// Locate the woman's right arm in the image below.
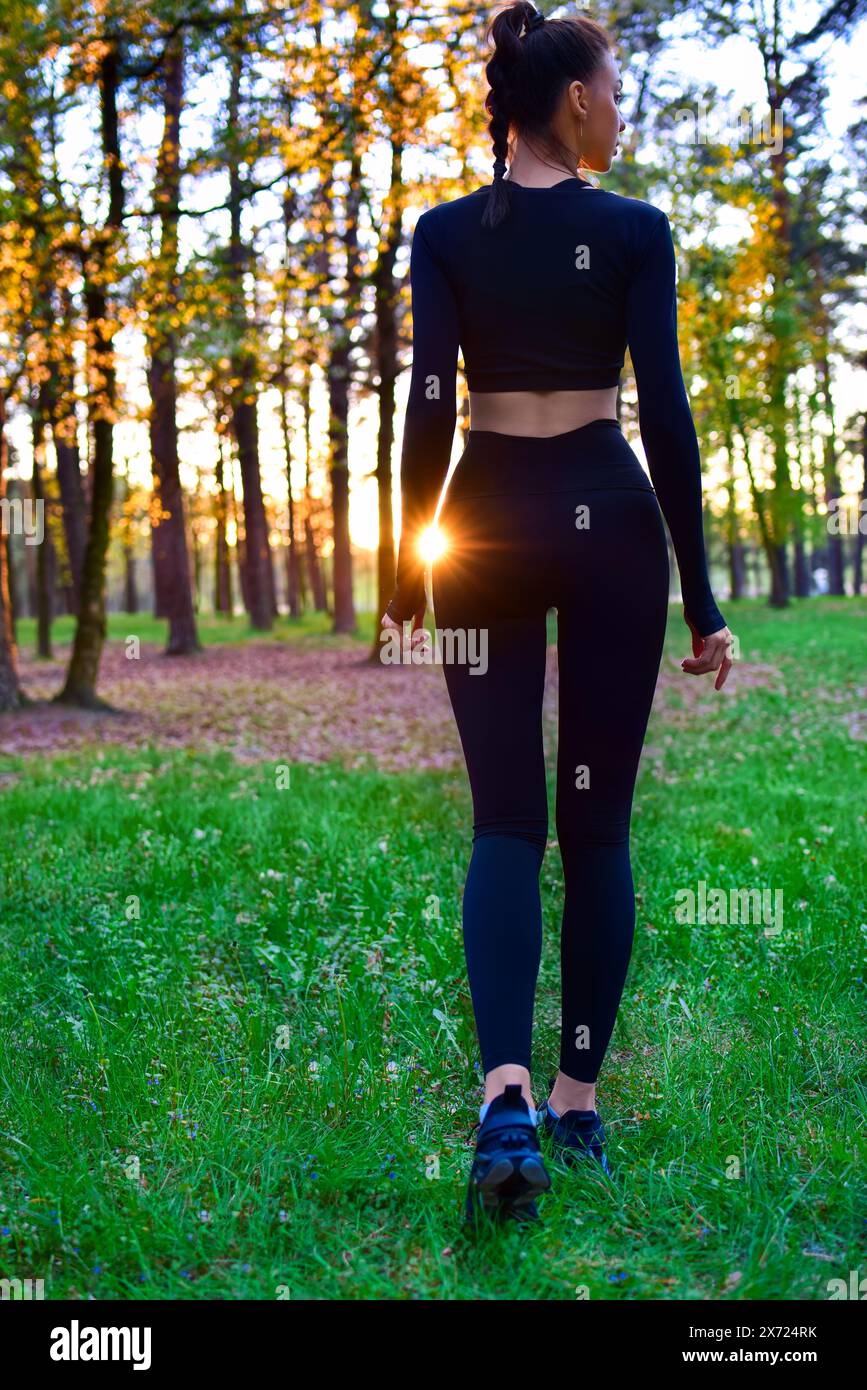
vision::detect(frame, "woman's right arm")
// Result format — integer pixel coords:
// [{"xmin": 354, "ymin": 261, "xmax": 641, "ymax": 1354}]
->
[
  {"xmin": 384, "ymin": 210, "xmax": 460, "ymax": 625},
  {"xmin": 625, "ymin": 210, "xmax": 727, "ymax": 640}
]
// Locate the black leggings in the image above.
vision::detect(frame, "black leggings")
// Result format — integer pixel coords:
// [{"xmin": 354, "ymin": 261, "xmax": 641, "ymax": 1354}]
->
[{"xmin": 431, "ymin": 418, "xmax": 670, "ymax": 1084}]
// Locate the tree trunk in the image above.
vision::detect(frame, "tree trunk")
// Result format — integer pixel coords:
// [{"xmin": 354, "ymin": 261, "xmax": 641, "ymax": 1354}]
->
[
  {"xmin": 124, "ymin": 543, "xmax": 138, "ymax": 614},
  {"xmin": 765, "ymin": 60, "xmax": 795, "ymax": 612},
  {"xmin": 278, "ymin": 178, "xmax": 302, "ymax": 620},
  {"xmin": 369, "ymin": 140, "xmax": 405, "ymax": 659},
  {"xmin": 793, "ymin": 535, "xmax": 810, "ymax": 597},
  {"xmin": 55, "ymin": 437, "xmax": 86, "ymax": 608},
  {"xmin": 280, "ymin": 391, "xmax": 301, "ymax": 618},
  {"xmin": 854, "ymin": 412, "xmax": 866, "ymax": 596},
  {"xmin": 58, "ymin": 291, "xmax": 115, "ymax": 707},
  {"xmin": 732, "ymin": 416, "xmax": 785, "ymax": 607},
  {"xmin": 6, "ymin": 530, "xmax": 18, "ymax": 630},
  {"xmin": 818, "ymin": 352, "xmax": 845, "ymax": 595},
  {"xmin": 147, "ymin": 31, "xmax": 200, "ymax": 655},
  {"xmin": 31, "ymin": 389, "xmax": 53, "ymax": 658},
  {"xmin": 226, "ymin": 38, "xmax": 272, "ymax": 630},
  {"xmin": 327, "ymin": 153, "xmax": 364, "ymax": 635},
  {"xmin": 722, "ymin": 427, "xmax": 745, "ymax": 600},
  {"xmin": 0, "ymin": 389, "xmax": 23, "ymax": 710},
  {"xmin": 48, "ymin": 297, "xmax": 87, "ymax": 611},
  {"xmin": 301, "ymin": 375, "xmax": 325, "ymax": 611},
  {"xmin": 231, "ymin": 387, "xmax": 272, "ymax": 628},
  {"xmin": 231, "ymin": 462, "xmax": 249, "ymax": 615},
  {"xmin": 215, "ymin": 435, "xmax": 233, "ymax": 615},
  {"xmin": 57, "ymin": 45, "xmax": 124, "ymax": 708}
]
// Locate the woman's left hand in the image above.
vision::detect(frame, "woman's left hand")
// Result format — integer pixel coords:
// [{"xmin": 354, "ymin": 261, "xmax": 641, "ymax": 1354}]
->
[{"xmin": 681, "ymin": 609, "xmax": 733, "ymax": 691}]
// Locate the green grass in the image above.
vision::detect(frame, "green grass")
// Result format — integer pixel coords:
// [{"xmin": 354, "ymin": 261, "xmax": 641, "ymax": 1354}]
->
[
  {"xmin": 0, "ymin": 598, "xmax": 864, "ymax": 1299},
  {"xmin": 13, "ymin": 607, "xmax": 364, "ymax": 651}
]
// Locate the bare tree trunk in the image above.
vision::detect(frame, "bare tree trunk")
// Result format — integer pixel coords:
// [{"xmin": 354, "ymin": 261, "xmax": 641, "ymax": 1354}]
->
[
  {"xmin": 191, "ymin": 520, "xmax": 201, "ymax": 612},
  {"xmin": 6, "ymin": 530, "xmax": 19, "ymax": 628},
  {"xmin": 231, "ymin": 461, "xmax": 249, "ymax": 616},
  {"xmin": 280, "ymin": 391, "xmax": 301, "ymax": 618},
  {"xmin": 232, "ymin": 385, "xmax": 271, "ymax": 626},
  {"xmin": 818, "ymin": 352, "xmax": 845, "ymax": 595},
  {"xmin": 48, "ymin": 291, "xmax": 87, "ymax": 611},
  {"xmin": 278, "ymin": 179, "xmax": 302, "ymax": 619},
  {"xmin": 121, "ymin": 470, "xmax": 138, "ymax": 614},
  {"xmin": 124, "ymin": 545, "xmax": 138, "ymax": 614},
  {"xmin": 147, "ymin": 31, "xmax": 200, "ymax": 655},
  {"xmin": 765, "ymin": 54, "xmax": 795, "ymax": 612},
  {"xmin": 226, "ymin": 33, "xmax": 272, "ymax": 630},
  {"xmin": 31, "ymin": 388, "xmax": 53, "ymax": 658},
  {"xmin": 301, "ymin": 375, "xmax": 325, "ymax": 611},
  {"xmin": 724, "ymin": 429, "xmax": 746, "ymax": 600},
  {"xmin": 0, "ymin": 389, "xmax": 23, "ymax": 710},
  {"xmin": 369, "ymin": 140, "xmax": 405, "ymax": 660},
  {"xmin": 793, "ymin": 534, "xmax": 810, "ymax": 597},
  {"xmin": 722, "ymin": 381, "xmax": 785, "ymax": 609},
  {"xmin": 55, "ymin": 438, "xmax": 86, "ymax": 608},
  {"xmin": 304, "ymin": 515, "xmax": 323, "ymax": 611},
  {"xmin": 58, "ymin": 283, "xmax": 116, "ymax": 706},
  {"xmin": 57, "ymin": 45, "xmax": 124, "ymax": 708},
  {"xmin": 327, "ymin": 152, "xmax": 364, "ymax": 635},
  {"xmin": 854, "ymin": 412, "xmax": 867, "ymax": 596},
  {"xmin": 215, "ymin": 434, "xmax": 233, "ymax": 616}
]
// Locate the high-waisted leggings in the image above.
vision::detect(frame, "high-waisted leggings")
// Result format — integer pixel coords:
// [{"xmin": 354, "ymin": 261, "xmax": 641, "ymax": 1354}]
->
[{"xmin": 430, "ymin": 418, "xmax": 670, "ymax": 1084}]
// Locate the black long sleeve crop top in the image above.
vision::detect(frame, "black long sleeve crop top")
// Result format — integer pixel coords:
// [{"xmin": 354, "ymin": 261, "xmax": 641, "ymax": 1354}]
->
[{"xmin": 386, "ymin": 175, "xmax": 727, "ymax": 639}]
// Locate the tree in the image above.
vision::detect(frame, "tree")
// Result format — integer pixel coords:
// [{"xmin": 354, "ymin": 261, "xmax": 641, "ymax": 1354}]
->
[
  {"xmin": 56, "ymin": 17, "xmax": 129, "ymax": 707},
  {"xmin": 145, "ymin": 26, "xmax": 200, "ymax": 653}
]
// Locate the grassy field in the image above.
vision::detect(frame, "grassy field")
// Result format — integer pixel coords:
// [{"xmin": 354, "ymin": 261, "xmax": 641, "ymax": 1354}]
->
[
  {"xmin": 0, "ymin": 597, "xmax": 864, "ymax": 1299},
  {"xmin": 13, "ymin": 607, "xmax": 354, "ymax": 650}
]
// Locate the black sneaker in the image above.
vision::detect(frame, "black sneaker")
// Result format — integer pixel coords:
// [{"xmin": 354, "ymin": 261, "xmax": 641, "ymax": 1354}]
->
[
  {"xmin": 464, "ymin": 1083, "xmax": 551, "ymax": 1224},
  {"xmin": 538, "ymin": 1082, "xmax": 613, "ymax": 1176}
]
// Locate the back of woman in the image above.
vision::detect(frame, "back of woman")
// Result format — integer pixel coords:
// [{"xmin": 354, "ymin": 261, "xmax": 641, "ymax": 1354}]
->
[{"xmin": 381, "ymin": 0, "xmax": 732, "ymax": 1226}]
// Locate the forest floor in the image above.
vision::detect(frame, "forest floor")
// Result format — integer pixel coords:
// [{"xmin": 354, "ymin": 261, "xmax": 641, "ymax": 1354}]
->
[
  {"xmin": 0, "ymin": 597, "xmax": 864, "ymax": 1299},
  {"xmin": 5, "ymin": 604, "xmax": 793, "ymax": 768}
]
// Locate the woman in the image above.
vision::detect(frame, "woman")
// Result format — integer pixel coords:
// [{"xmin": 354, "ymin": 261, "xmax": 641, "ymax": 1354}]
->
[{"xmin": 381, "ymin": 2, "xmax": 732, "ymax": 1223}]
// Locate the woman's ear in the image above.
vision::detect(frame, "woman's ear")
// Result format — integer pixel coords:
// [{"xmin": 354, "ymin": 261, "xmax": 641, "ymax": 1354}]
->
[{"xmin": 566, "ymin": 79, "xmax": 587, "ymax": 120}]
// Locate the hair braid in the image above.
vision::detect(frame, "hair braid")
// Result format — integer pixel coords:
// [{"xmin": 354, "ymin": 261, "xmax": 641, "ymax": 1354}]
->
[
  {"xmin": 481, "ymin": 4, "xmax": 538, "ymax": 228},
  {"xmin": 480, "ymin": 3, "xmax": 612, "ymax": 230}
]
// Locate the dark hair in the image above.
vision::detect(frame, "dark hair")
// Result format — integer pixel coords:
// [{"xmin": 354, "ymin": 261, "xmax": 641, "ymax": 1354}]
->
[{"xmin": 481, "ymin": 3, "xmax": 614, "ymax": 230}]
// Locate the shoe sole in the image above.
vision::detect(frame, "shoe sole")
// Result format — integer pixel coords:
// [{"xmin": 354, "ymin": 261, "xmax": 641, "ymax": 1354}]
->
[{"xmin": 466, "ymin": 1150, "xmax": 552, "ymax": 1223}]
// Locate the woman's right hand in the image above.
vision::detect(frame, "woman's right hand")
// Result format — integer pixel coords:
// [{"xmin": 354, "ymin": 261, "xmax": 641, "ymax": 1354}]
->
[
  {"xmin": 681, "ymin": 608, "xmax": 733, "ymax": 690},
  {"xmin": 380, "ymin": 604, "xmax": 428, "ymax": 653}
]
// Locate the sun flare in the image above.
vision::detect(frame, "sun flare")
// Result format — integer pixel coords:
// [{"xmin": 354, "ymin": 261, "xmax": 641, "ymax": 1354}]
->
[{"xmin": 419, "ymin": 524, "xmax": 448, "ymax": 564}]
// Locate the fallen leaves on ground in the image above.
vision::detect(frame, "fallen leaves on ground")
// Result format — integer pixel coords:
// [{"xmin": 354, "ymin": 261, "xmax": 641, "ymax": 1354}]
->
[{"xmin": 2, "ymin": 637, "xmax": 779, "ymax": 769}]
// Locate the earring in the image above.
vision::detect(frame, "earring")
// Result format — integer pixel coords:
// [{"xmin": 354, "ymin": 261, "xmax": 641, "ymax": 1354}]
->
[{"xmin": 577, "ymin": 117, "xmax": 599, "ymax": 187}]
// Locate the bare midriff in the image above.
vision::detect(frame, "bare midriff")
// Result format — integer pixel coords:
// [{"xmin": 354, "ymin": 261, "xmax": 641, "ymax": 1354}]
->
[{"xmin": 468, "ymin": 387, "xmax": 619, "ymax": 436}]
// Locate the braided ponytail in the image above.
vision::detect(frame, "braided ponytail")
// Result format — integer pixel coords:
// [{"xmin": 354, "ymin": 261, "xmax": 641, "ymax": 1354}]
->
[
  {"xmin": 480, "ymin": 3, "xmax": 613, "ymax": 231},
  {"xmin": 482, "ymin": 3, "xmax": 538, "ymax": 230}
]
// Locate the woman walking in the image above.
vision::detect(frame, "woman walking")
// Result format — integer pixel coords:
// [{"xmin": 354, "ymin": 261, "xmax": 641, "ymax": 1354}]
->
[{"xmin": 381, "ymin": 2, "xmax": 732, "ymax": 1223}]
